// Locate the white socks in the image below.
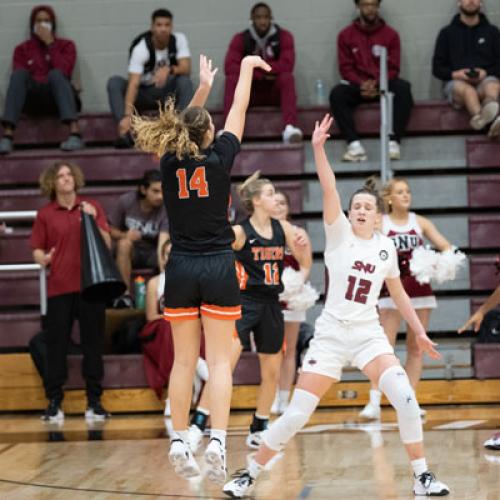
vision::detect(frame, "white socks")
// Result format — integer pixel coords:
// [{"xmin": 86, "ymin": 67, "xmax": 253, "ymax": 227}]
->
[
  {"xmin": 369, "ymin": 389, "xmax": 382, "ymax": 406},
  {"xmin": 210, "ymin": 429, "xmax": 227, "ymax": 448},
  {"xmin": 411, "ymin": 457, "xmax": 428, "ymax": 477}
]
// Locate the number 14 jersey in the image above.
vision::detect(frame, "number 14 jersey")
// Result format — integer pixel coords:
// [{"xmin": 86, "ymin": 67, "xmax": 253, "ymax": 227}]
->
[{"xmin": 324, "ymin": 213, "xmax": 400, "ymax": 322}]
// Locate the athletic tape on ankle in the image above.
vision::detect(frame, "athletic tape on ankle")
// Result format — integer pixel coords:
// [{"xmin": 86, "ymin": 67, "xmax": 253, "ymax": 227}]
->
[
  {"xmin": 378, "ymin": 365, "xmax": 423, "ymax": 444},
  {"xmin": 263, "ymin": 389, "xmax": 319, "ymax": 451}
]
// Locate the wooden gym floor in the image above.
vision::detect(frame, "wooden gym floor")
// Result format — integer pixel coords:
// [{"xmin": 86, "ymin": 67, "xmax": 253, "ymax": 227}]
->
[{"xmin": 0, "ymin": 405, "xmax": 499, "ymax": 499}]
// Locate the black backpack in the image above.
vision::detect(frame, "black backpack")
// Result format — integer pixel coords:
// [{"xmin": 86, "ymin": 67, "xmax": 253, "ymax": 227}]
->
[
  {"xmin": 129, "ymin": 31, "xmax": 178, "ymax": 74},
  {"xmin": 477, "ymin": 310, "xmax": 500, "ymax": 343}
]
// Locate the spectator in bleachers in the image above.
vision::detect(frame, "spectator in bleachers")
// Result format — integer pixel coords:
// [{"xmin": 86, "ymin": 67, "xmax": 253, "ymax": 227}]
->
[
  {"xmin": 224, "ymin": 2, "xmax": 303, "ymax": 143},
  {"xmin": 329, "ymin": 0, "xmax": 413, "ymax": 162},
  {"xmin": 108, "ymin": 170, "xmax": 169, "ymax": 308},
  {"xmin": 432, "ymin": 0, "xmax": 500, "ymax": 137},
  {"xmin": 107, "ymin": 8, "xmax": 194, "ymax": 149},
  {"xmin": 31, "ymin": 161, "xmax": 111, "ymax": 422},
  {"xmin": 0, "ymin": 5, "xmax": 84, "ymax": 155}
]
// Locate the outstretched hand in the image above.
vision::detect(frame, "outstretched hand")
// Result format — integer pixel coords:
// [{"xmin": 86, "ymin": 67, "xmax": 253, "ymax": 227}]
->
[
  {"xmin": 199, "ymin": 54, "xmax": 218, "ymax": 88},
  {"xmin": 458, "ymin": 311, "xmax": 483, "ymax": 334},
  {"xmin": 416, "ymin": 334, "xmax": 441, "ymax": 360},
  {"xmin": 312, "ymin": 114, "xmax": 334, "ymax": 148},
  {"xmin": 242, "ymin": 55, "xmax": 272, "ymax": 73}
]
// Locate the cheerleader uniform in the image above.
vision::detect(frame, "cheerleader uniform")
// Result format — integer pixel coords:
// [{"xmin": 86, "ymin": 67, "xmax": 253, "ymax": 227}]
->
[{"xmin": 378, "ymin": 212, "xmax": 437, "ymax": 310}]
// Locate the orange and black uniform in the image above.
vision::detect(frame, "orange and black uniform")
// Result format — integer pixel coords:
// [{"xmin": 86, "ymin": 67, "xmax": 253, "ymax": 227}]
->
[
  {"xmin": 160, "ymin": 131, "xmax": 242, "ymax": 321},
  {"xmin": 235, "ymin": 218, "xmax": 285, "ymax": 353}
]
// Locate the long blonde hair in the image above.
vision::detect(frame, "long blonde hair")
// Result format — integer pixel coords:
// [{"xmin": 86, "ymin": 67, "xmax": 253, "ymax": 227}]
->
[
  {"xmin": 237, "ymin": 171, "xmax": 273, "ymax": 214},
  {"xmin": 381, "ymin": 177, "xmax": 410, "ymax": 213},
  {"xmin": 131, "ymin": 98, "xmax": 211, "ymax": 160}
]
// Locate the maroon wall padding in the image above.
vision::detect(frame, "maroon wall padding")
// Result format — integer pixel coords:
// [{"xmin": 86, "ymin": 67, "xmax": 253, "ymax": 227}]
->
[
  {"xmin": 474, "ymin": 344, "xmax": 500, "ymax": 379},
  {"xmin": 0, "ymin": 311, "xmax": 41, "ymax": 348},
  {"xmin": 470, "ymin": 256, "xmax": 500, "ymax": 291},
  {"xmin": 466, "ymin": 138, "xmax": 500, "ymax": 168},
  {"xmin": 0, "ymin": 271, "xmax": 41, "ymax": 306},
  {"xmin": 60, "ymin": 351, "xmax": 261, "ymax": 389},
  {"xmin": 467, "ymin": 175, "xmax": 500, "ymax": 208},
  {"xmin": 469, "ymin": 216, "xmax": 500, "ymax": 249},
  {"xmin": 1, "ymin": 101, "xmax": 475, "ymax": 146},
  {"xmin": 0, "ymin": 231, "xmax": 32, "ymax": 263}
]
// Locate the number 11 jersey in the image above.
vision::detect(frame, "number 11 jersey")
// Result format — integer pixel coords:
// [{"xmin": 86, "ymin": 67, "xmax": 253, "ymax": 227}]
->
[
  {"xmin": 160, "ymin": 131, "xmax": 240, "ymax": 253},
  {"xmin": 324, "ymin": 213, "xmax": 400, "ymax": 322}
]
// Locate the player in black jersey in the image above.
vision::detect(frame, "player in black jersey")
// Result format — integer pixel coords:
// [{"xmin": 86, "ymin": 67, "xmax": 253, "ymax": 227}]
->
[
  {"xmin": 232, "ymin": 172, "xmax": 312, "ymax": 450},
  {"xmin": 132, "ymin": 54, "xmax": 272, "ymax": 483}
]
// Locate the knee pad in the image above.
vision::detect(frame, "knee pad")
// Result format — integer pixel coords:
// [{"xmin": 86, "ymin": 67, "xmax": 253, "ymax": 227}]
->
[
  {"xmin": 263, "ymin": 389, "xmax": 319, "ymax": 451},
  {"xmin": 378, "ymin": 365, "xmax": 423, "ymax": 444}
]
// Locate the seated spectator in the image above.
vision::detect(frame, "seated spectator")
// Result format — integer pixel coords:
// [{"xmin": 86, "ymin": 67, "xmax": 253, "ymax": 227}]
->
[
  {"xmin": 224, "ymin": 2, "xmax": 303, "ymax": 143},
  {"xmin": 432, "ymin": 0, "xmax": 500, "ymax": 137},
  {"xmin": 107, "ymin": 8, "xmax": 194, "ymax": 148},
  {"xmin": 31, "ymin": 161, "xmax": 111, "ymax": 422},
  {"xmin": 108, "ymin": 170, "xmax": 169, "ymax": 308},
  {"xmin": 0, "ymin": 5, "xmax": 84, "ymax": 154},
  {"xmin": 329, "ymin": 0, "xmax": 413, "ymax": 162}
]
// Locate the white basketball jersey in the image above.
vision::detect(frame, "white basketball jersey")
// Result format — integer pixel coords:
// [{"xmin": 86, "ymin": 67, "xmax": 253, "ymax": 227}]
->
[
  {"xmin": 323, "ymin": 213, "xmax": 400, "ymax": 322},
  {"xmin": 382, "ymin": 212, "xmax": 424, "ymax": 252}
]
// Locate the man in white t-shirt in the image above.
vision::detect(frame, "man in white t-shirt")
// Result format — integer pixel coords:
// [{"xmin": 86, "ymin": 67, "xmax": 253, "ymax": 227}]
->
[{"xmin": 107, "ymin": 8, "xmax": 193, "ymax": 148}]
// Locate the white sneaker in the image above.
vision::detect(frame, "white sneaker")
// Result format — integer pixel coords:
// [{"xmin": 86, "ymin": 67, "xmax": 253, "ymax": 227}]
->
[
  {"xmin": 169, "ymin": 439, "xmax": 201, "ymax": 479},
  {"xmin": 342, "ymin": 141, "xmax": 367, "ymax": 162},
  {"xmin": 277, "ymin": 399, "xmax": 289, "ymax": 415},
  {"xmin": 282, "ymin": 124, "xmax": 303, "ymax": 144},
  {"xmin": 470, "ymin": 100, "xmax": 499, "ymax": 130},
  {"xmin": 389, "ymin": 140, "xmax": 401, "ymax": 160},
  {"xmin": 223, "ymin": 469, "xmax": 255, "ymax": 498},
  {"xmin": 488, "ymin": 116, "xmax": 500, "ymax": 137},
  {"xmin": 419, "ymin": 406, "xmax": 427, "ymax": 419},
  {"xmin": 484, "ymin": 432, "xmax": 500, "ymax": 450},
  {"xmin": 359, "ymin": 402, "xmax": 381, "ymax": 420},
  {"xmin": 246, "ymin": 431, "xmax": 265, "ymax": 449},
  {"xmin": 187, "ymin": 424, "xmax": 204, "ymax": 454},
  {"xmin": 204, "ymin": 437, "xmax": 227, "ymax": 484},
  {"xmin": 413, "ymin": 471, "xmax": 450, "ymax": 496}
]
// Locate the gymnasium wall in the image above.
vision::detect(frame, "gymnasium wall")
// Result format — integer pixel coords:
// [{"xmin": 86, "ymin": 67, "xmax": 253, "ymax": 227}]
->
[{"xmin": 0, "ymin": 0, "xmax": 499, "ymax": 113}]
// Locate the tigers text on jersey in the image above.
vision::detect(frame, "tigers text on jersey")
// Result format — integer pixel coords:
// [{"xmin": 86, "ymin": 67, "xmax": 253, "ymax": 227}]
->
[
  {"xmin": 235, "ymin": 218, "xmax": 285, "ymax": 301},
  {"xmin": 160, "ymin": 132, "xmax": 240, "ymax": 253},
  {"xmin": 324, "ymin": 213, "xmax": 400, "ymax": 322}
]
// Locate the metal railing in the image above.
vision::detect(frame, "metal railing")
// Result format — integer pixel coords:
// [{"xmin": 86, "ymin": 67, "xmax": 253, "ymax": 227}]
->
[
  {"xmin": 0, "ymin": 210, "xmax": 47, "ymax": 315},
  {"xmin": 372, "ymin": 45, "xmax": 394, "ymax": 184}
]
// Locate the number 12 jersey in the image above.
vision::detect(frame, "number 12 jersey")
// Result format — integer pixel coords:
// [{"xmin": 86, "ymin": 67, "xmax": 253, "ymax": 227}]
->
[{"xmin": 324, "ymin": 213, "xmax": 400, "ymax": 322}]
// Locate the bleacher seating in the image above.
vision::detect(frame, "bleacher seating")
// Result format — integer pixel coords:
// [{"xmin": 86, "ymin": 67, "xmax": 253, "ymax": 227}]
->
[{"xmin": 1, "ymin": 101, "xmax": 499, "ymax": 411}]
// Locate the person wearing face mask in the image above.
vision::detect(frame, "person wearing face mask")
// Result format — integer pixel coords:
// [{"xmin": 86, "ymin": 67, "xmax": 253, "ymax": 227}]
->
[
  {"xmin": 224, "ymin": 2, "xmax": 303, "ymax": 144},
  {"xmin": 432, "ymin": 0, "xmax": 500, "ymax": 137},
  {"xmin": 107, "ymin": 8, "xmax": 194, "ymax": 149},
  {"xmin": 0, "ymin": 5, "xmax": 84, "ymax": 154},
  {"xmin": 359, "ymin": 177, "xmax": 452, "ymax": 421},
  {"xmin": 329, "ymin": 0, "xmax": 413, "ymax": 162}
]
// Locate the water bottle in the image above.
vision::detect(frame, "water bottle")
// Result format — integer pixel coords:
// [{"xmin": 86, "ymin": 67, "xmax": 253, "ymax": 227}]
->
[
  {"xmin": 315, "ymin": 79, "xmax": 327, "ymax": 106},
  {"xmin": 134, "ymin": 275, "xmax": 146, "ymax": 310}
]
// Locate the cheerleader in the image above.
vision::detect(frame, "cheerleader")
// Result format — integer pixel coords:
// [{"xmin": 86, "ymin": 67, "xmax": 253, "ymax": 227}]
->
[
  {"xmin": 360, "ymin": 177, "xmax": 452, "ymax": 420},
  {"xmin": 271, "ymin": 190, "xmax": 313, "ymax": 414}
]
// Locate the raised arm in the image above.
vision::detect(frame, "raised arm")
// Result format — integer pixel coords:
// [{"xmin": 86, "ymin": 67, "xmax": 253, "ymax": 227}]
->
[
  {"xmin": 187, "ymin": 54, "xmax": 218, "ymax": 108},
  {"xmin": 311, "ymin": 114, "xmax": 341, "ymax": 225},
  {"xmin": 281, "ymin": 221, "xmax": 312, "ymax": 280},
  {"xmin": 224, "ymin": 55, "xmax": 272, "ymax": 141}
]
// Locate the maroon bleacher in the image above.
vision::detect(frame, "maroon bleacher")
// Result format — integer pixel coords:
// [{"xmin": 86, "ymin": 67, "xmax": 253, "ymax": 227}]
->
[
  {"xmin": 466, "ymin": 138, "xmax": 500, "ymax": 169},
  {"xmin": 469, "ymin": 216, "xmax": 500, "ymax": 249},
  {"xmin": 3, "ymin": 101, "xmax": 474, "ymax": 146},
  {"xmin": 0, "ymin": 143, "xmax": 304, "ymax": 186},
  {"xmin": 0, "ymin": 311, "xmax": 41, "ymax": 348},
  {"xmin": 467, "ymin": 175, "xmax": 500, "ymax": 208},
  {"xmin": 0, "ymin": 270, "xmax": 41, "ymax": 306},
  {"xmin": 470, "ymin": 256, "xmax": 499, "ymax": 291}
]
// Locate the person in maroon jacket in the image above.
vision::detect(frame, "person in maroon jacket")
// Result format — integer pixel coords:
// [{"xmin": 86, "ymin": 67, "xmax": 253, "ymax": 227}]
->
[
  {"xmin": 224, "ymin": 2, "xmax": 303, "ymax": 143},
  {"xmin": 329, "ymin": 0, "xmax": 413, "ymax": 162},
  {"xmin": 0, "ymin": 5, "xmax": 83, "ymax": 154},
  {"xmin": 31, "ymin": 161, "xmax": 111, "ymax": 423}
]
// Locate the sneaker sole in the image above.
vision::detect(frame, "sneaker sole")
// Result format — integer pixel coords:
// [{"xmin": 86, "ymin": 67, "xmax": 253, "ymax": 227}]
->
[
  {"xmin": 342, "ymin": 154, "xmax": 367, "ymax": 162},
  {"xmin": 488, "ymin": 119, "xmax": 500, "ymax": 137},
  {"xmin": 413, "ymin": 488, "xmax": 450, "ymax": 496},
  {"xmin": 169, "ymin": 451, "xmax": 200, "ymax": 479},
  {"xmin": 204, "ymin": 448, "xmax": 226, "ymax": 483}
]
